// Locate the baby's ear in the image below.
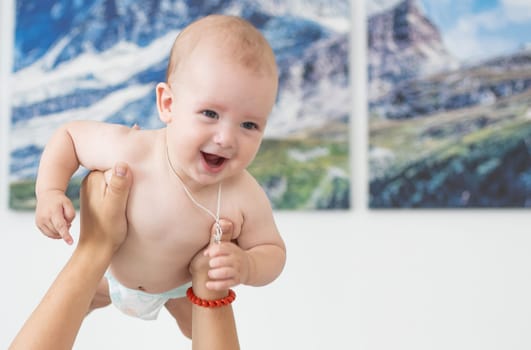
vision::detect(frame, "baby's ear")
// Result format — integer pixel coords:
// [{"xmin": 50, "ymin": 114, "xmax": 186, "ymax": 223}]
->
[{"xmin": 156, "ymin": 82, "xmax": 174, "ymax": 123}]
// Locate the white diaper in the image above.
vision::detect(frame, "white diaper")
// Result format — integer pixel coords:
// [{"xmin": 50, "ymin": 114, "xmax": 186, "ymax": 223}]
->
[{"xmin": 105, "ymin": 271, "xmax": 191, "ymax": 320}]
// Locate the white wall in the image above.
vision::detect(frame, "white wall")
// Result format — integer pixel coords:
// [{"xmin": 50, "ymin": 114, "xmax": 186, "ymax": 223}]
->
[{"xmin": 2, "ymin": 1, "xmax": 531, "ymax": 349}]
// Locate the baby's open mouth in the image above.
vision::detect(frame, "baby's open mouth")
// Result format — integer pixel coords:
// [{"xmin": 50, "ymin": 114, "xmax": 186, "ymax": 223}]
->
[{"xmin": 201, "ymin": 152, "xmax": 226, "ymax": 168}]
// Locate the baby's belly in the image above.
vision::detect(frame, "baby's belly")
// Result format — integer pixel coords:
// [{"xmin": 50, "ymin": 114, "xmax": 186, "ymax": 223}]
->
[
  {"xmin": 109, "ymin": 179, "xmax": 244, "ymax": 294},
  {"xmin": 109, "ymin": 220, "xmax": 212, "ymax": 293}
]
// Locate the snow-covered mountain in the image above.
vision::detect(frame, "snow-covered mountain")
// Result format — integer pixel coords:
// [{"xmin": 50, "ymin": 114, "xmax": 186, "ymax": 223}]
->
[
  {"xmin": 15, "ymin": 0, "xmax": 348, "ymax": 71},
  {"xmin": 10, "ymin": 0, "xmax": 349, "ymax": 181},
  {"xmin": 368, "ymin": 0, "xmax": 531, "ymax": 120},
  {"xmin": 366, "ymin": 0, "xmax": 403, "ymax": 16},
  {"xmin": 367, "ymin": 0, "xmax": 459, "ymax": 102}
]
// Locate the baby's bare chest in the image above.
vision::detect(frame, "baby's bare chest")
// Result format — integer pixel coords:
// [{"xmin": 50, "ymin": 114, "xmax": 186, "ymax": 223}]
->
[{"xmin": 125, "ymin": 178, "xmax": 242, "ymax": 250}]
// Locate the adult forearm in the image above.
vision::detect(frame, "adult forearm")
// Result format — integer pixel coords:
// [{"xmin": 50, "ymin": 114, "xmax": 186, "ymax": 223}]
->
[
  {"xmin": 191, "ymin": 268, "xmax": 240, "ymax": 350},
  {"xmin": 192, "ymin": 303, "xmax": 239, "ymax": 350},
  {"xmin": 9, "ymin": 245, "xmax": 112, "ymax": 350},
  {"xmin": 245, "ymin": 244, "xmax": 286, "ymax": 287}
]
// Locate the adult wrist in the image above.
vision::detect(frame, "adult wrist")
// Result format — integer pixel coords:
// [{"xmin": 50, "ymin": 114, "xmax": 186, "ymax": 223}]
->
[
  {"xmin": 70, "ymin": 245, "xmax": 112, "ymax": 282},
  {"xmin": 187, "ymin": 287, "xmax": 236, "ymax": 308},
  {"xmin": 191, "ymin": 276, "xmax": 226, "ymax": 299},
  {"xmin": 75, "ymin": 241, "xmax": 114, "ymax": 265}
]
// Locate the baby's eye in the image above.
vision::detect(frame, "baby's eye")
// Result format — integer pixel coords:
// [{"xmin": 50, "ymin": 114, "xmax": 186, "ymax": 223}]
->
[
  {"xmin": 202, "ymin": 110, "xmax": 219, "ymax": 119},
  {"xmin": 241, "ymin": 121, "xmax": 259, "ymax": 130}
]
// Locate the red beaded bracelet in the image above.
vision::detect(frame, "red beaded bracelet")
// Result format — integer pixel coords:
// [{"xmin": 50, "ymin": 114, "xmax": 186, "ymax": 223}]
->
[{"xmin": 186, "ymin": 287, "xmax": 236, "ymax": 308}]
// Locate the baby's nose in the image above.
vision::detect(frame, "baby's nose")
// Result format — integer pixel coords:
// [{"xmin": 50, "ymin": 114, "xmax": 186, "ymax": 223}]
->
[{"xmin": 213, "ymin": 125, "xmax": 236, "ymax": 149}]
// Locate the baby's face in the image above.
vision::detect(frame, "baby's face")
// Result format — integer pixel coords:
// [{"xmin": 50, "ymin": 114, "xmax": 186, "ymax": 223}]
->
[{"xmin": 164, "ymin": 44, "xmax": 278, "ymax": 186}]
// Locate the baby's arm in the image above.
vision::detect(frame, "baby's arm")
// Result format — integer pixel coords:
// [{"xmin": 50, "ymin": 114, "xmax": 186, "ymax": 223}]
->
[
  {"xmin": 35, "ymin": 122, "xmax": 83, "ymax": 243},
  {"xmin": 35, "ymin": 120, "xmax": 134, "ymax": 244},
  {"xmin": 235, "ymin": 185, "xmax": 286, "ymax": 287}
]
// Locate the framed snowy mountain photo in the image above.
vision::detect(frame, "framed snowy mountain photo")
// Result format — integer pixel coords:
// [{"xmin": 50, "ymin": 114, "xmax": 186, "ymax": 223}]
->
[
  {"xmin": 9, "ymin": 0, "xmax": 350, "ymax": 210},
  {"xmin": 368, "ymin": 0, "xmax": 531, "ymax": 208}
]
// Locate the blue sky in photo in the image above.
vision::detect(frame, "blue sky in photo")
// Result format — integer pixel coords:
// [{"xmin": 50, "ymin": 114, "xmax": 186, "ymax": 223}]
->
[{"xmin": 419, "ymin": 0, "xmax": 531, "ymax": 62}]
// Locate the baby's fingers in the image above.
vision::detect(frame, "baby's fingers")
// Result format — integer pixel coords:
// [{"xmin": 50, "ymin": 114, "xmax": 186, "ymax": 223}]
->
[
  {"xmin": 205, "ymin": 278, "xmax": 238, "ymax": 291},
  {"xmin": 51, "ymin": 212, "xmax": 73, "ymax": 245},
  {"xmin": 208, "ymin": 266, "xmax": 239, "ymax": 281},
  {"xmin": 38, "ymin": 221, "xmax": 63, "ymax": 240}
]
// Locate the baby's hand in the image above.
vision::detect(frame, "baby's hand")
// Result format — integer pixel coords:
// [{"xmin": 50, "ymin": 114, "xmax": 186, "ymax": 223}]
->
[
  {"xmin": 203, "ymin": 228, "xmax": 250, "ymax": 291},
  {"xmin": 35, "ymin": 190, "xmax": 76, "ymax": 245}
]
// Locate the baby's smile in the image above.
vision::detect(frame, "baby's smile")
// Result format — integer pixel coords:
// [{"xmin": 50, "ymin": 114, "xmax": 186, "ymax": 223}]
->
[{"xmin": 201, "ymin": 151, "xmax": 227, "ymax": 170}]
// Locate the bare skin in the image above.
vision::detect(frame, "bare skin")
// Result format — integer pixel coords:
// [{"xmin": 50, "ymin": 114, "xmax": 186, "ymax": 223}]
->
[
  {"xmin": 189, "ymin": 219, "xmax": 240, "ymax": 350},
  {"xmin": 34, "ymin": 15, "xmax": 286, "ymax": 337},
  {"xmin": 10, "ymin": 165, "xmax": 240, "ymax": 349}
]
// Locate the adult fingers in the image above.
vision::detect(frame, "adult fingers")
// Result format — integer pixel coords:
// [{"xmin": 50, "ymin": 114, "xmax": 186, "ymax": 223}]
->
[
  {"xmin": 104, "ymin": 162, "xmax": 133, "ymax": 217},
  {"xmin": 204, "ymin": 219, "xmax": 233, "ymax": 257},
  {"xmin": 63, "ymin": 200, "xmax": 76, "ymax": 223},
  {"xmin": 210, "ymin": 218, "xmax": 233, "ymax": 244}
]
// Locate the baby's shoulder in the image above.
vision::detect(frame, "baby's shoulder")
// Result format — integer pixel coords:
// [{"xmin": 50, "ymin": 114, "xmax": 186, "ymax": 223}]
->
[
  {"xmin": 229, "ymin": 170, "xmax": 263, "ymax": 191},
  {"xmin": 120, "ymin": 128, "xmax": 163, "ymax": 162},
  {"xmin": 225, "ymin": 171, "xmax": 270, "ymax": 207}
]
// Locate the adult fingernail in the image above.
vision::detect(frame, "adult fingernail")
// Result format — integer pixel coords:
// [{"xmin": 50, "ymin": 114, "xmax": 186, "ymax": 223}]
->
[{"xmin": 115, "ymin": 163, "xmax": 127, "ymax": 177}]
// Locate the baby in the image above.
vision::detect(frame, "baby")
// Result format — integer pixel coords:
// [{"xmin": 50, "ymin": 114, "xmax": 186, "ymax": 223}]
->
[{"xmin": 35, "ymin": 14, "xmax": 286, "ymax": 338}]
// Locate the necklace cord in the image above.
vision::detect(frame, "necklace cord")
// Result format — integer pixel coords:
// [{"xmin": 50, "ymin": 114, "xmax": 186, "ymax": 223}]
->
[{"xmin": 166, "ymin": 144, "xmax": 223, "ymax": 243}]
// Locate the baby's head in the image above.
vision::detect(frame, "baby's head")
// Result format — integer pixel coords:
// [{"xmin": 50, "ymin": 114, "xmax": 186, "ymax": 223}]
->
[
  {"xmin": 166, "ymin": 14, "xmax": 277, "ymax": 89},
  {"xmin": 158, "ymin": 15, "xmax": 278, "ymax": 185}
]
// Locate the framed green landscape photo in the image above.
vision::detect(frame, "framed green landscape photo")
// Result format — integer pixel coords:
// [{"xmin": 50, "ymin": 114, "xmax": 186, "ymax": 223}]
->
[
  {"xmin": 368, "ymin": 0, "xmax": 531, "ymax": 208},
  {"xmin": 10, "ymin": 0, "xmax": 351, "ymax": 210}
]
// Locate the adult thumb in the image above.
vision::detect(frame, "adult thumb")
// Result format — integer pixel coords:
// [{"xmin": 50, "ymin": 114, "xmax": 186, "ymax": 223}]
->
[
  {"xmin": 106, "ymin": 162, "xmax": 133, "ymax": 211},
  {"xmin": 211, "ymin": 218, "xmax": 233, "ymax": 245}
]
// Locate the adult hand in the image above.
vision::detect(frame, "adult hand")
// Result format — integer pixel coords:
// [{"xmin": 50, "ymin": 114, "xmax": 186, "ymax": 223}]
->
[
  {"xmin": 189, "ymin": 219, "xmax": 240, "ymax": 350},
  {"xmin": 190, "ymin": 219, "xmax": 234, "ymax": 299},
  {"xmin": 78, "ymin": 162, "xmax": 133, "ymax": 253},
  {"xmin": 9, "ymin": 162, "xmax": 133, "ymax": 350}
]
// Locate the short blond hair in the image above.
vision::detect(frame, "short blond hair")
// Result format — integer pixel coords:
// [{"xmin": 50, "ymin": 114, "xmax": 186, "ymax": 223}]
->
[{"xmin": 165, "ymin": 14, "xmax": 277, "ymax": 84}]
